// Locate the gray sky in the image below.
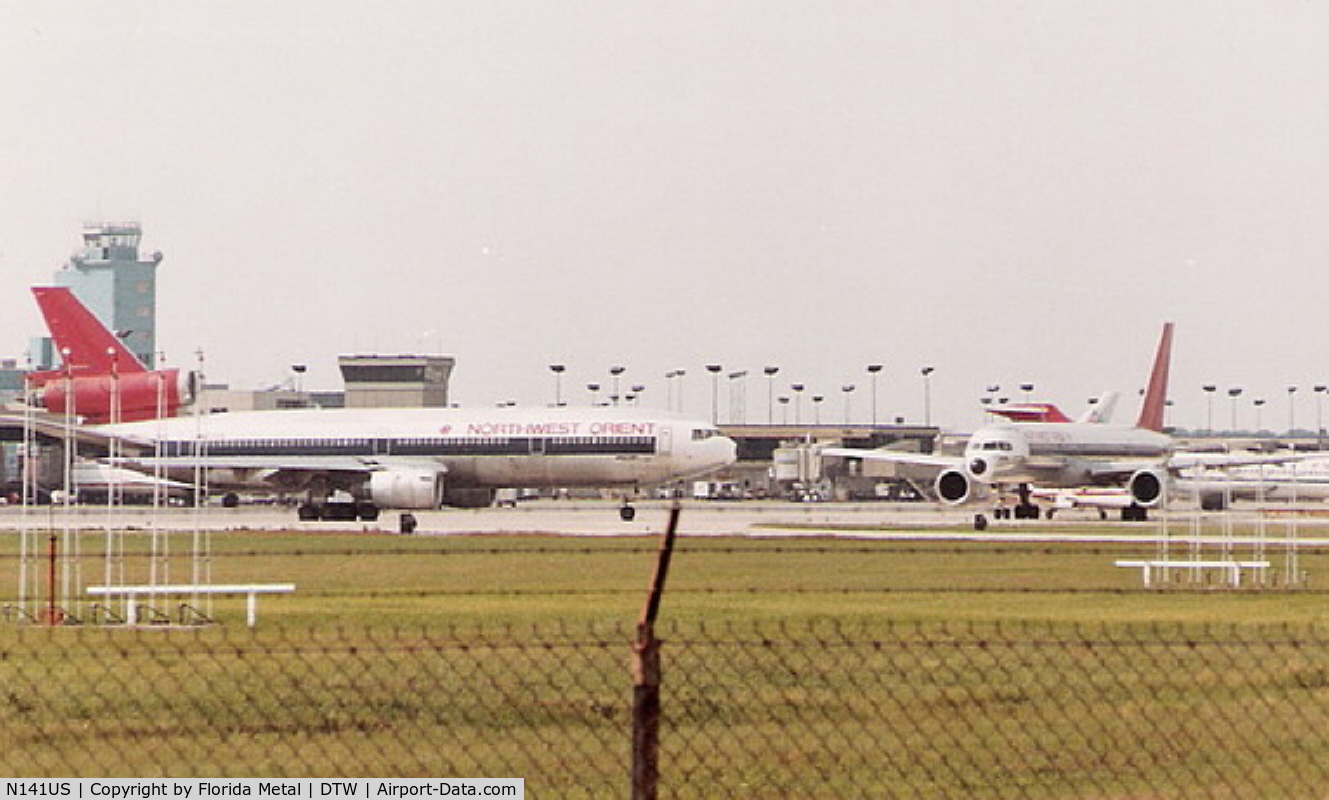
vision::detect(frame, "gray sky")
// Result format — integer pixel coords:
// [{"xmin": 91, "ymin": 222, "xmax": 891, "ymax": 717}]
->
[{"xmin": 2, "ymin": 2, "xmax": 1328, "ymax": 431}]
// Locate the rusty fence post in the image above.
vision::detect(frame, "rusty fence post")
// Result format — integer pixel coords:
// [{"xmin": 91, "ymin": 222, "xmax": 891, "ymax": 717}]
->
[{"xmin": 632, "ymin": 502, "xmax": 681, "ymax": 800}]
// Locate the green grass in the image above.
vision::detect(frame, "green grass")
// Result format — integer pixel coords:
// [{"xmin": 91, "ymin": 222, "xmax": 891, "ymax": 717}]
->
[{"xmin": 3, "ymin": 521, "xmax": 1329, "ymax": 793}]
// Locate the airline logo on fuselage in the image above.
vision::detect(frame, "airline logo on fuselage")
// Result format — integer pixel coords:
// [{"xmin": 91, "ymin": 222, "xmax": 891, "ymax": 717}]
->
[{"xmin": 446, "ymin": 421, "xmax": 658, "ymax": 437}]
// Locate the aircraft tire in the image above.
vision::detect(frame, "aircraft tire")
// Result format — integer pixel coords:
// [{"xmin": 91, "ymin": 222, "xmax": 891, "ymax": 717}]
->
[
  {"xmin": 620, "ymin": 505, "xmax": 636, "ymax": 522},
  {"xmin": 974, "ymin": 513, "xmax": 988, "ymax": 531},
  {"xmin": 222, "ymin": 492, "xmax": 240, "ymax": 508}
]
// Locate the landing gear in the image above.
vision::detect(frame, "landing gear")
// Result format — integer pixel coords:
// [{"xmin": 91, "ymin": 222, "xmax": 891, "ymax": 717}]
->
[
  {"xmin": 619, "ymin": 504, "xmax": 636, "ymax": 522},
  {"xmin": 1121, "ymin": 504, "xmax": 1149, "ymax": 522},
  {"xmin": 1012, "ymin": 484, "xmax": 1039, "ymax": 520},
  {"xmin": 399, "ymin": 513, "xmax": 418, "ymax": 534},
  {"xmin": 296, "ymin": 500, "xmax": 381, "ymax": 522},
  {"xmin": 974, "ymin": 513, "xmax": 989, "ymax": 531}
]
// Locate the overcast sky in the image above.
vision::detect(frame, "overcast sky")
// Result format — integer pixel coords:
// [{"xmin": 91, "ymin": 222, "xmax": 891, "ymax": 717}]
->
[{"xmin": 2, "ymin": 2, "xmax": 1328, "ymax": 431}]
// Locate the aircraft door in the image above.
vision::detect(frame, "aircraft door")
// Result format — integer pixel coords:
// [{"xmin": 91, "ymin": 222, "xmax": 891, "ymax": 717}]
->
[
  {"xmin": 658, "ymin": 425, "xmax": 672, "ymax": 454},
  {"xmin": 529, "ymin": 437, "xmax": 547, "ymax": 456}
]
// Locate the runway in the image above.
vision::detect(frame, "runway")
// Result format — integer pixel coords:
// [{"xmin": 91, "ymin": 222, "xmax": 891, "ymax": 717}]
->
[{"xmin": 4, "ymin": 499, "xmax": 1329, "ymax": 547}]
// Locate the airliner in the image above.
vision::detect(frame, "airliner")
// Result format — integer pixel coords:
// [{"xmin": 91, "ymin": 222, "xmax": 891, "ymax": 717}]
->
[
  {"xmin": 89, "ymin": 405, "xmax": 737, "ymax": 522},
  {"xmin": 826, "ymin": 323, "xmax": 1282, "ymax": 528}
]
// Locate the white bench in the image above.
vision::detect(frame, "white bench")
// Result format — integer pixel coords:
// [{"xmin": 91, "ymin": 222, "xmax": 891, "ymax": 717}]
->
[
  {"xmin": 1114, "ymin": 560, "xmax": 1270, "ymax": 588},
  {"xmin": 87, "ymin": 583, "xmax": 295, "ymax": 628}
]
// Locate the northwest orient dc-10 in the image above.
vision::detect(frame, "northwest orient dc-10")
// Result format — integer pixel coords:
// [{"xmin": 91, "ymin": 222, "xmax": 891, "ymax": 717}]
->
[
  {"xmin": 824, "ymin": 323, "xmax": 1293, "ymax": 529},
  {"xmin": 70, "ymin": 406, "xmax": 738, "ymax": 523}
]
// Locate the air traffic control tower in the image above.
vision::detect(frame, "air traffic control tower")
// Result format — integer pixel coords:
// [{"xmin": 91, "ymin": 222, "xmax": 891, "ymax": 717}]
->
[
  {"xmin": 338, "ymin": 354, "xmax": 455, "ymax": 408},
  {"xmin": 50, "ymin": 221, "xmax": 164, "ymax": 369}
]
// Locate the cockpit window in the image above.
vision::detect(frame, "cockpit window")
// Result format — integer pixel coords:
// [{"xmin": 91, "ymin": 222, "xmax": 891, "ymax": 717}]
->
[
  {"xmin": 692, "ymin": 428, "xmax": 721, "ymax": 441},
  {"xmin": 980, "ymin": 440, "xmax": 1013, "ymax": 451}
]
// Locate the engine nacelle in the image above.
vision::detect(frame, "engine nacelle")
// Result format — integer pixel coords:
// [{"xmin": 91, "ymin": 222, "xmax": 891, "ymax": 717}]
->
[
  {"xmin": 935, "ymin": 468, "xmax": 976, "ymax": 505},
  {"xmin": 368, "ymin": 468, "xmax": 444, "ymax": 510},
  {"xmin": 38, "ymin": 369, "xmax": 198, "ymax": 424},
  {"xmin": 1128, "ymin": 468, "xmax": 1168, "ymax": 508}
]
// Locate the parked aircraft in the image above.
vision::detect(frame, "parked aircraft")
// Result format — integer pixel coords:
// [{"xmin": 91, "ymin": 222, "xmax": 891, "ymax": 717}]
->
[
  {"xmin": 27, "ymin": 287, "xmax": 195, "ymax": 423},
  {"xmin": 89, "ymin": 405, "xmax": 736, "ymax": 522},
  {"xmin": 829, "ymin": 323, "xmax": 1303, "ymax": 528},
  {"xmin": 986, "ymin": 392, "xmax": 1119, "ymax": 425}
]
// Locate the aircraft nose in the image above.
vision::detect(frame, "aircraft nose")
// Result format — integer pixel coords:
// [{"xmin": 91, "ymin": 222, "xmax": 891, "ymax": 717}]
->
[{"xmin": 717, "ymin": 436, "xmax": 738, "ymax": 466}]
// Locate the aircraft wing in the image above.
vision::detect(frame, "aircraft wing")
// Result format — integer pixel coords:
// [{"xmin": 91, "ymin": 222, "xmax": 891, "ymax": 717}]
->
[
  {"xmin": 819, "ymin": 447, "xmax": 961, "ymax": 469},
  {"xmin": 1167, "ymin": 452, "xmax": 1316, "ymax": 470}
]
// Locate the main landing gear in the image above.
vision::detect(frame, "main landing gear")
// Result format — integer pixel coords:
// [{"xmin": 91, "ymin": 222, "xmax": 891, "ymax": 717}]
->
[{"xmin": 297, "ymin": 500, "xmax": 380, "ymax": 522}]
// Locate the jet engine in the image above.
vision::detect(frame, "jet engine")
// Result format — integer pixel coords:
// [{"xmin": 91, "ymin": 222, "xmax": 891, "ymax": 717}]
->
[
  {"xmin": 38, "ymin": 368, "xmax": 199, "ymax": 424},
  {"xmin": 368, "ymin": 468, "xmax": 445, "ymax": 510},
  {"xmin": 935, "ymin": 468, "xmax": 977, "ymax": 505},
  {"xmin": 1128, "ymin": 468, "xmax": 1168, "ymax": 508}
]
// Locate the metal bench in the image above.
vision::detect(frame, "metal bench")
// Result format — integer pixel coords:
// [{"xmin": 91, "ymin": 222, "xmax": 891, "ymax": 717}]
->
[
  {"xmin": 87, "ymin": 583, "xmax": 295, "ymax": 628},
  {"xmin": 1114, "ymin": 560, "xmax": 1270, "ymax": 588}
]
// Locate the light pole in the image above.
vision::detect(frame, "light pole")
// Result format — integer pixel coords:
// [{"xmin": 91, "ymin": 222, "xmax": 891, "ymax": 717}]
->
[
  {"xmin": 587, "ymin": 383, "xmax": 601, "ymax": 406},
  {"xmin": 791, "ymin": 384, "xmax": 805, "ymax": 425},
  {"xmin": 706, "ymin": 364, "xmax": 722, "ymax": 424},
  {"xmin": 1254, "ymin": 398, "xmax": 1266, "ymax": 433},
  {"xmin": 866, "ymin": 364, "xmax": 883, "ymax": 426},
  {"xmin": 1202, "ymin": 385, "xmax": 1216, "ymax": 435},
  {"xmin": 921, "ymin": 366, "xmax": 935, "ymax": 426},
  {"xmin": 549, "ymin": 364, "xmax": 566, "ymax": 407},
  {"xmin": 728, "ymin": 371, "xmax": 748, "ymax": 424},
  {"xmin": 1316, "ymin": 385, "xmax": 1327, "ymax": 445},
  {"xmin": 764, "ymin": 366, "xmax": 780, "ymax": 424},
  {"xmin": 777, "ymin": 396, "xmax": 790, "ymax": 425},
  {"xmin": 811, "ymin": 394, "xmax": 825, "ymax": 425},
  {"xmin": 665, "ymin": 370, "xmax": 685, "ymax": 412},
  {"xmin": 609, "ymin": 366, "xmax": 625, "ymax": 405},
  {"xmin": 1020, "ymin": 383, "xmax": 1034, "ymax": 403},
  {"xmin": 842, "ymin": 384, "xmax": 855, "ymax": 425},
  {"xmin": 1288, "ymin": 385, "xmax": 1298, "ymax": 434},
  {"xmin": 1228, "ymin": 387, "xmax": 1243, "ymax": 432}
]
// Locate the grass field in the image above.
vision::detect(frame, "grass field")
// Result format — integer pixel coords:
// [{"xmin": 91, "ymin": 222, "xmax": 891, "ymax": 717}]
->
[
  {"xmin": 6, "ymin": 519, "xmax": 1329, "ymax": 627},
  {"xmin": 3, "ymin": 515, "xmax": 1329, "ymax": 792}
]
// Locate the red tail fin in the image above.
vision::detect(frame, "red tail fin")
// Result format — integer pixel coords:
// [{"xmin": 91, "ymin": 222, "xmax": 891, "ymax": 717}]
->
[
  {"xmin": 33, "ymin": 287, "xmax": 146, "ymax": 374},
  {"xmin": 1135, "ymin": 323, "xmax": 1174, "ymax": 432}
]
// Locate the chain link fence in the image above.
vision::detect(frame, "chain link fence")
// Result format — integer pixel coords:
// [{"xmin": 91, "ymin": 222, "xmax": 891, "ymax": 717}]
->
[{"xmin": 3, "ymin": 620, "xmax": 1329, "ymax": 796}]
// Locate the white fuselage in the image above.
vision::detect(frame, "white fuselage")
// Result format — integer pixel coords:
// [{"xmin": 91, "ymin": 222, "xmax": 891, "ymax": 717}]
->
[
  {"xmin": 965, "ymin": 422, "xmax": 1172, "ymax": 488},
  {"xmin": 98, "ymin": 405, "xmax": 737, "ymax": 492}
]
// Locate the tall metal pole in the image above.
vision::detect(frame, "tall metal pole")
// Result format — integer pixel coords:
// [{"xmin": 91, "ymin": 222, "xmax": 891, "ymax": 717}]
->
[
  {"xmin": 867, "ymin": 364, "xmax": 883, "ymax": 426},
  {"xmin": 921, "ymin": 366, "xmax": 935, "ymax": 426},
  {"xmin": 633, "ymin": 504, "xmax": 682, "ymax": 800},
  {"xmin": 764, "ymin": 366, "xmax": 779, "ymax": 425}
]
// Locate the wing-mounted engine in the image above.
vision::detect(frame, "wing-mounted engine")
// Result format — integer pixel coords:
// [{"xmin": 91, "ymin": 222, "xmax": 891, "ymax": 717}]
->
[
  {"xmin": 368, "ymin": 468, "xmax": 445, "ymax": 510},
  {"xmin": 934, "ymin": 468, "xmax": 991, "ymax": 506},
  {"xmin": 1128, "ymin": 467, "xmax": 1168, "ymax": 508}
]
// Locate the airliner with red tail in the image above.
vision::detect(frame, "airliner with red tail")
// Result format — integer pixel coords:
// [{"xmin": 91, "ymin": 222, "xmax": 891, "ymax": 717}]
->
[
  {"xmin": 26, "ymin": 287, "xmax": 196, "ymax": 423},
  {"xmin": 824, "ymin": 324, "xmax": 1264, "ymax": 528}
]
